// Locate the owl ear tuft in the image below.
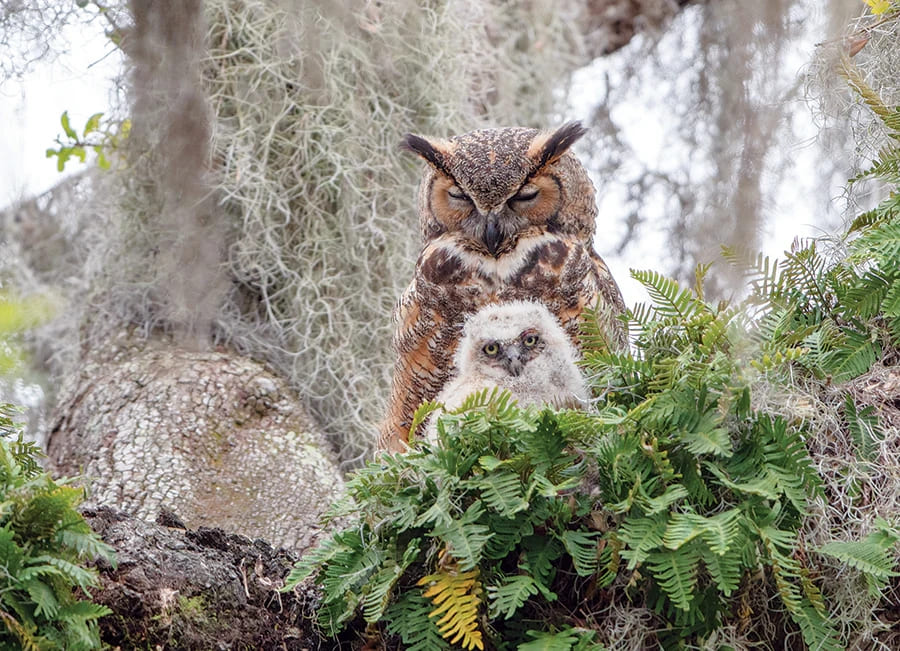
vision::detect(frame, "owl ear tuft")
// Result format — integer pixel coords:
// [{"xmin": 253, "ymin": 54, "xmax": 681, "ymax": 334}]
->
[
  {"xmin": 401, "ymin": 134, "xmax": 449, "ymax": 174},
  {"xmin": 532, "ymin": 121, "xmax": 588, "ymax": 170}
]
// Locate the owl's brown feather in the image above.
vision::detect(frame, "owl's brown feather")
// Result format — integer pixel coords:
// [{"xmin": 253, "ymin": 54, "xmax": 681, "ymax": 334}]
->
[{"xmin": 379, "ymin": 122, "xmax": 626, "ymax": 451}]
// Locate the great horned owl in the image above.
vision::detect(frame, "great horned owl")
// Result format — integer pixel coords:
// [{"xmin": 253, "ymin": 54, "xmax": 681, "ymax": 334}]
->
[
  {"xmin": 424, "ymin": 301, "xmax": 589, "ymax": 444},
  {"xmin": 380, "ymin": 121, "xmax": 625, "ymax": 451}
]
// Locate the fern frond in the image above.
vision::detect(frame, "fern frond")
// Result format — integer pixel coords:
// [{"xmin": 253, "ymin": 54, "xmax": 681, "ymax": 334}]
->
[
  {"xmin": 518, "ymin": 627, "xmax": 599, "ymax": 651},
  {"xmin": 473, "ymin": 470, "xmax": 529, "ymax": 517},
  {"xmin": 282, "ymin": 534, "xmax": 352, "ymax": 590},
  {"xmin": 618, "ymin": 513, "xmax": 667, "ymax": 570},
  {"xmin": 761, "ymin": 415, "xmax": 824, "ymax": 510},
  {"xmin": 817, "ymin": 524, "xmax": 900, "ymax": 597},
  {"xmin": 27, "ymin": 556, "xmax": 97, "ymax": 593},
  {"xmin": 817, "ymin": 538, "xmax": 898, "ymax": 580},
  {"xmin": 418, "ymin": 565, "xmax": 484, "ymax": 650},
  {"xmin": 842, "ymin": 394, "xmax": 882, "ymax": 462},
  {"xmin": 676, "ymin": 411, "xmax": 732, "ymax": 458},
  {"xmin": 487, "ymin": 574, "xmax": 540, "ymax": 620},
  {"xmin": 431, "ymin": 502, "xmax": 492, "ymax": 571},
  {"xmin": 559, "ymin": 530, "xmax": 599, "ymax": 577},
  {"xmin": 663, "ymin": 509, "xmax": 742, "ymax": 556},
  {"xmin": 631, "ymin": 269, "xmax": 705, "ymax": 322},
  {"xmin": 851, "ymin": 220, "xmax": 900, "ymax": 264},
  {"xmin": 521, "ymin": 534, "xmax": 563, "ymax": 589},
  {"xmin": 640, "ymin": 484, "xmax": 689, "ymax": 515},
  {"xmin": 55, "ymin": 524, "xmax": 116, "ymax": 566},
  {"xmin": 410, "ymin": 401, "xmax": 442, "ymax": 441},
  {"xmin": 362, "ymin": 537, "xmax": 421, "ymax": 623},
  {"xmin": 646, "ymin": 544, "xmax": 701, "ymax": 611},
  {"xmin": 701, "ymin": 544, "xmax": 744, "ymax": 596},
  {"xmin": 848, "ymin": 193, "xmax": 899, "ymax": 232},
  {"xmin": 759, "ymin": 524, "xmax": 842, "ymax": 651},
  {"xmin": 722, "ymin": 245, "xmax": 786, "ymax": 302},
  {"xmin": 24, "ymin": 579, "xmax": 59, "ymax": 619},
  {"xmin": 384, "ymin": 591, "xmax": 451, "ymax": 651}
]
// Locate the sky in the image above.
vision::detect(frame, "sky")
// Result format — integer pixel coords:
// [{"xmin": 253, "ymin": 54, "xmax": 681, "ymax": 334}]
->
[{"xmin": 0, "ymin": 17, "xmax": 122, "ymax": 208}]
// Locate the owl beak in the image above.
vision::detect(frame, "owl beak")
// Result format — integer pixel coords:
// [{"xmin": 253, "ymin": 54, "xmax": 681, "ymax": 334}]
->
[
  {"xmin": 503, "ymin": 350, "xmax": 524, "ymax": 377},
  {"xmin": 483, "ymin": 212, "xmax": 503, "ymax": 257}
]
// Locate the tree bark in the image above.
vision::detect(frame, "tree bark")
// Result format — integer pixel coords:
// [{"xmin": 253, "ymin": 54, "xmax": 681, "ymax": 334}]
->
[
  {"xmin": 48, "ymin": 337, "xmax": 344, "ymax": 552},
  {"xmin": 84, "ymin": 506, "xmax": 335, "ymax": 650}
]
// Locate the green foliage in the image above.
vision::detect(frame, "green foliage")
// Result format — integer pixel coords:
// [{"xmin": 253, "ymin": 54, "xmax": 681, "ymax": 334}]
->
[
  {"xmin": 45, "ymin": 110, "xmax": 130, "ymax": 172},
  {"xmin": 0, "ymin": 404, "xmax": 115, "ymax": 650},
  {"xmin": 284, "ymin": 69, "xmax": 900, "ymax": 651},
  {"xmin": 817, "ymin": 519, "xmax": 900, "ymax": 598},
  {"xmin": 0, "ymin": 293, "xmax": 54, "ymax": 374}
]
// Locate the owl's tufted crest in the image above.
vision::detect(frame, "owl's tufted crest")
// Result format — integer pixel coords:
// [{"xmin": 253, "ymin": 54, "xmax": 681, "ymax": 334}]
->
[{"xmin": 402, "ymin": 122, "xmax": 593, "ymax": 235}]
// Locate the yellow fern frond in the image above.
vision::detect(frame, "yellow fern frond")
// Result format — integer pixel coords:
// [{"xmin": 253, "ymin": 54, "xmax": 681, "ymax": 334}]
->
[{"xmin": 417, "ymin": 565, "xmax": 484, "ymax": 650}]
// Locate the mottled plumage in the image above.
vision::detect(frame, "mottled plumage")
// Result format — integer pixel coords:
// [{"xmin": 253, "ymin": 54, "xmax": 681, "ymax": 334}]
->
[
  {"xmin": 424, "ymin": 301, "xmax": 589, "ymax": 445},
  {"xmin": 380, "ymin": 121, "xmax": 625, "ymax": 451}
]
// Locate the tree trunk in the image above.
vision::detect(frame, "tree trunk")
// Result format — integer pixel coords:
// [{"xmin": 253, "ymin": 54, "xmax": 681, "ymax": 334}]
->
[{"xmin": 48, "ymin": 337, "xmax": 344, "ymax": 553}]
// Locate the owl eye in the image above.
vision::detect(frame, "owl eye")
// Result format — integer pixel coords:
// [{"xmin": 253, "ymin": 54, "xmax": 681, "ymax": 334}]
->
[
  {"xmin": 511, "ymin": 184, "xmax": 539, "ymax": 202},
  {"xmin": 522, "ymin": 333, "xmax": 540, "ymax": 347},
  {"xmin": 447, "ymin": 186, "xmax": 471, "ymax": 202},
  {"xmin": 482, "ymin": 342, "xmax": 500, "ymax": 356}
]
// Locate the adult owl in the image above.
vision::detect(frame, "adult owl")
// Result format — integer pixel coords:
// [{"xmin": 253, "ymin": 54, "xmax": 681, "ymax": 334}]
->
[
  {"xmin": 380, "ymin": 121, "xmax": 625, "ymax": 451},
  {"xmin": 424, "ymin": 301, "xmax": 589, "ymax": 445}
]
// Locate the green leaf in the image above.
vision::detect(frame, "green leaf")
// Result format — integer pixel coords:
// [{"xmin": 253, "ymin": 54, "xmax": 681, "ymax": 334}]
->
[
  {"xmin": 701, "ymin": 545, "xmax": 743, "ymax": 596},
  {"xmin": 646, "ymin": 544, "xmax": 701, "ymax": 611},
  {"xmin": 385, "ymin": 591, "xmax": 451, "ymax": 651},
  {"xmin": 618, "ymin": 513, "xmax": 667, "ymax": 570},
  {"xmin": 25, "ymin": 579, "xmax": 59, "ymax": 619},
  {"xmin": 559, "ymin": 530, "xmax": 599, "ymax": 577},
  {"xmin": 83, "ymin": 112, "xmax": 103, "ymax": 137},
  {"xmin": 516, "ymin": 628, "xmax": 603, "ymax": 651},
  {"xmin": 29, "ymin": 556, "xmax": 98, "ymax": 592},
  {"xmin": 488, "ymin": 574, "xmax": 540, "ymax": 619},
  {"xmin": 431, "ymin": 502, "xmax": 492, "ymax": 571},
  {"xmin": 475, "ymin": 470, "xmax": 529, "ymax": 516},
  {"xmin": 60, "ymin": 111, "xmax": 77, "ymax": 139}
]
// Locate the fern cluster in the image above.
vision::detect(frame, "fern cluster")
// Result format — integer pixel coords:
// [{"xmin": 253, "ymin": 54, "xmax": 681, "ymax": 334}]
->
[
  {"xmin": 285, "ymin": 256, "xmax": 897, "ymax": 649},
  {"xmin": 284, "ymin": 74, "xmax": 900, "ymax": 650},
  {"xmin": 0, "ymin": 403, "xmax": 115, "ymax": 650}
]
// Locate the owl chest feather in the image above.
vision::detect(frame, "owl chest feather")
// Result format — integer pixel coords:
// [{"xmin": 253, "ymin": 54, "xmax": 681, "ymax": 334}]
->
[{"xmin": 416, "ymin": 233, "xmax": 593, "ymax": 314}]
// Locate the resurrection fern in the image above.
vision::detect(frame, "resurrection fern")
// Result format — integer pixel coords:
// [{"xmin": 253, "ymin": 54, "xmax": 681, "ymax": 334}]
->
[
  {"xmin": 0, "ymin": 404, "xmax": 115, "ymax": 650},
  {"xmin": 816, "ymin": 520, "xmax": 900, "ymax": 598},
  {"xmin": 286, "ymin": 80, "xmax": 900, "ymax": 647},
  {"xmin": 418, "ymin": 562, "xmax": 484, "ymax": 651},
  {"xmin": 284, "ymin": 244, "xmax": 900, "ymax": 649}
]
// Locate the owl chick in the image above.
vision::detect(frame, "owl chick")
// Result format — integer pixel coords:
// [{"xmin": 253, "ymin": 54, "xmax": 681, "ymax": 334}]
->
[
  {"xmin": 380, "ymin": 121, "xmax": 625, "ymax": 451},
  {"xmin": 423, "ymin": 301, "xmax": 588, "ymax": 445}
]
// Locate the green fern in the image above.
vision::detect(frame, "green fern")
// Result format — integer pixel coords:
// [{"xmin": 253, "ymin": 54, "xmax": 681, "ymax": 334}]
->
[
  {"xmin": 287, "ymin": 88, "xmax": 900, "ymax": 645},
  {"xmin": 817, "ymin": 521, "xmax": 900, "ymax": 597},
  {"xmin": 384, "ymin": 591, "xmax": 451, "ymax": 651},
  {"xmin": 0, "ymin": 405, "xmax": 115, "ymax": 650},
  {"xmin": 517, "ymin": 627, "xmax": 603, "ymax": 651}
]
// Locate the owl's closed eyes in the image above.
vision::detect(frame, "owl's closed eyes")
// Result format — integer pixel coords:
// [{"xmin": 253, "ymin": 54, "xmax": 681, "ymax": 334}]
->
[
  {"xmin": 380, "ymin": 121, "xmax": 625, "ymax": 451},
  {"xmin": 424, "ymin": 301, "xmax": 589, "ymax": 444}
]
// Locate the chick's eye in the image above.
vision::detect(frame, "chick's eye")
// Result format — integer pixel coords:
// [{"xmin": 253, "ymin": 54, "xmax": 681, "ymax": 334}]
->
[
  {"xmin": 482, "ymin": 342, "xmax": 500, "ymax": 356},
  {"xmin": 522, "ymin": 334, "xmax": 540, "ymax": 347},
  {"xmin": 512, "ymin": 184, "xmax": 539, "ymax": 202},
  {"xmin": 448, "ymin": 186, "xmax": 470, "ymax": 201}
]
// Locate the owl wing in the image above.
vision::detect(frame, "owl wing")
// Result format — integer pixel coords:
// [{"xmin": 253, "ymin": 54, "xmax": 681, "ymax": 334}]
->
[
  {"xmin": 378, "ymin": 250, "xmax": 487, "ymax": 451},
  {"xmin": 378, "ymin": 278, "xmax": 452, "ymax": 451}
]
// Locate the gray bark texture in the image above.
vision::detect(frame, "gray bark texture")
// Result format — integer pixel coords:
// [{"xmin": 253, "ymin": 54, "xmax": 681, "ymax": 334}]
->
[{"xmin": 47, "ymin": 336, "xmax": 344, "ymax": 553}]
